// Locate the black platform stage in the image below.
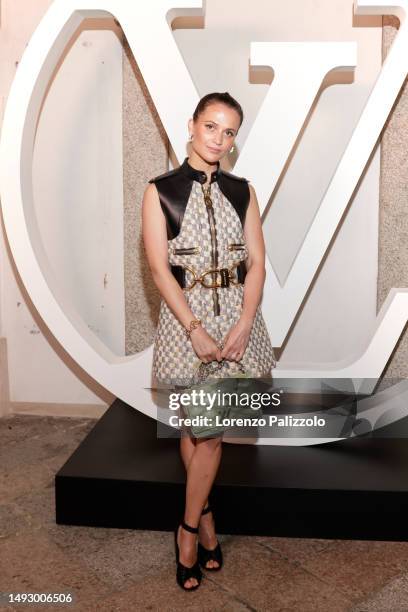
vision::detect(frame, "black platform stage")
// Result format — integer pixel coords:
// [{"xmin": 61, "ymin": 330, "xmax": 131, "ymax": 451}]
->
[{"xmin": 55, "ymin": 399, "xmax": 408, "ymax": 541}]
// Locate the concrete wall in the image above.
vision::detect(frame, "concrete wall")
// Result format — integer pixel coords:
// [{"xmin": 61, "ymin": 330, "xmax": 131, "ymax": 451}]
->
[
  {"xmin": 0, "ymin": 337, "xmax": 10, "ymax": 416},
  {"xmin": 378, "ymin": 16, "xmax": 408, "ymax": 380},
  {"xmin": 122, "ymin": 38, "xmax": 167, "ymax": 358}
]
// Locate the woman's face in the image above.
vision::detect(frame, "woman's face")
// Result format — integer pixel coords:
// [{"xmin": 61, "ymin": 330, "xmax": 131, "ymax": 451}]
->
[{"xmin": 188, "ymin": 102, "xmax": 241, "ymax": 164}]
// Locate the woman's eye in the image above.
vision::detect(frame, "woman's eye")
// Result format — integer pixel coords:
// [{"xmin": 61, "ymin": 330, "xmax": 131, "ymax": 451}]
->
[
  {"xmin": 206, "ymin": 124, "xmax": 214, "ymax": 129},
  {"xmin": 226, "ymin": 131, "xmax": 234, "ymax": 137}
]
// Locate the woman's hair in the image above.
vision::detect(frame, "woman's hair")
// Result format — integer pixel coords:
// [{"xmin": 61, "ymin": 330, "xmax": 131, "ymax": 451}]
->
[{"xmin": 192, "ymin": 92, "xmax": 244, "ymax": 128}]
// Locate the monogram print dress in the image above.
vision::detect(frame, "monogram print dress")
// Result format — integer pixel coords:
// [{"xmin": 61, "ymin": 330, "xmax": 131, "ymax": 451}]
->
[{"xmin": 150, "ymin": 160, "xmax": 277, "ymax": 386}]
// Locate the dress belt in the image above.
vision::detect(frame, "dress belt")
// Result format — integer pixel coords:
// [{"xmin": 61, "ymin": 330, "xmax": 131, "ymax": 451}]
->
[{"xmin": 171, "ymin": 260, "xmax": 247, "ymax": 290}]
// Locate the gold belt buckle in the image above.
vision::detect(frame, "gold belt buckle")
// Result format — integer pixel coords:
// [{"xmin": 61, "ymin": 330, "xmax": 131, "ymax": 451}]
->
[
  {"xmin": 200, "ymin": 268, "xmax": 225, "ymax": 288},
  {"xmin": 181, "ymin": 265, "xmax": 200, "ymax": 291},
  {"xmin": 182, "ymin": 262, "xmax": 241, "ymax": 290}
]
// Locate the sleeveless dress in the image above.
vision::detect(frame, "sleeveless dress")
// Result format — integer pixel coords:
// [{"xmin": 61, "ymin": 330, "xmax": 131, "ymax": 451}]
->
[{"xmin": 150, "ymin": 159, "xmax": 277, "ymax": 386}]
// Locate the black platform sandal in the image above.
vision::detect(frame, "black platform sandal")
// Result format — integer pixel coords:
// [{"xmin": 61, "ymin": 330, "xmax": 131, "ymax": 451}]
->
[
  {"xmin": 174, "ymin": 520, "xmax": 202, "ymax": 591},
  {"xmin": 197, "ymin": 504, "xmax": 223, "ymax": 571}
]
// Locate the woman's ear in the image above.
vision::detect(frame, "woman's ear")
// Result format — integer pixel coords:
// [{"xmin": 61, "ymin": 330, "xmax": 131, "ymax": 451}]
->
[{"xmin": 188, "ymin": 118, "xmax": 193, "ymax": 136}]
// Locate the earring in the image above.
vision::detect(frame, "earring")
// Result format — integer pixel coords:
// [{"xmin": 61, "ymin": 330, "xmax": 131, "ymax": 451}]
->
[
  {"xmin": 189, "ymin": 134, "xmax": 193, "ymax": 141},
  {"xmin": 229, "ymin": 145, "xmax": 234, "ymax": 153}
]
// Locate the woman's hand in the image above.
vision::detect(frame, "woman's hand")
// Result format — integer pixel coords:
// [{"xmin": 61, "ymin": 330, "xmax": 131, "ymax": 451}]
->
[
  {"xmin": 189, "ymin": 325, "xmax": 223, "ymax": 363},
  {"xmin": 220, "ymin": 316, "xmax": 253, "ymax": 362}
]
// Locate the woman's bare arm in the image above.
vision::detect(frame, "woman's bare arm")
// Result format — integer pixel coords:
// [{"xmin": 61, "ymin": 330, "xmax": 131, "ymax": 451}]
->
[
  {"xmin": 220, "ymin": 183, "xmax": 266, "ymax": 361},
  {"xmin": 142, "ymin": 183, "xmax": 196, "ymax": 329},
  {"xmin": 142, "ymin": 182, "xmax": 222, "ymax": 362},
  {"xmin": 241, "ymin": 183, "xmax": 267, "ymax": 323}
]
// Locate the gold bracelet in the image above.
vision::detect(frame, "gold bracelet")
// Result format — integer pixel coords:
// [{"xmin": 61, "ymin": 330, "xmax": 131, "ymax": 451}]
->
[{"xmin": 185, "ymin": 318, "xmax": 202, "ymax": 339}]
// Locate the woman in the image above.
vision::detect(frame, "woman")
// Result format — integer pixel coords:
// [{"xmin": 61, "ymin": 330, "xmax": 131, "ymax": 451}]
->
[{"xmin": 142, "ymin": 92, "xmax": 276, "ymax": 590}]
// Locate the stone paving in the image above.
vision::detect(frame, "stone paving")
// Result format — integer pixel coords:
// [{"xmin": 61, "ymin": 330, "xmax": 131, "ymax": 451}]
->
[{"xmin": 1, "ymin": 414, "xmax": 408, "ymax": 611}]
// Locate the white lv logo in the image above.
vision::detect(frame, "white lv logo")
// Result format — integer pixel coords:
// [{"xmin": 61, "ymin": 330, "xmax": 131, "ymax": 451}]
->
[{"xmin": 0, "ymin": 0, "xmax": 407, "ymax": 444}]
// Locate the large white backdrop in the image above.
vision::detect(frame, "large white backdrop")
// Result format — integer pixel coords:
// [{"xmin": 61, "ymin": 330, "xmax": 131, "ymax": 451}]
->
[{"xmin": 0, "ymin": 0, "xmax": 407, "ymax": 444}]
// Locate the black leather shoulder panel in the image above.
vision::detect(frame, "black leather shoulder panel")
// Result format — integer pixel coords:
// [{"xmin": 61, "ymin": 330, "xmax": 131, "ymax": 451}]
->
[
  {"xmin": 148, "ymin": 168, "xmax": 193, "ymax": 240},
  {"xmin": 148, "ymin": 166, "xmax": 251, "ymax": 240},
  {"xmin": 217, "ymin": 170, "xmax": 250, "ymax": 228}
]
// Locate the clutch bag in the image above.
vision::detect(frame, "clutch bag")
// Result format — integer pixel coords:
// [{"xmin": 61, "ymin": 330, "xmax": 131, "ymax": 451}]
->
[{"xmin": 180, "ymin": 343, "xmax": 261, "ymax": 437}]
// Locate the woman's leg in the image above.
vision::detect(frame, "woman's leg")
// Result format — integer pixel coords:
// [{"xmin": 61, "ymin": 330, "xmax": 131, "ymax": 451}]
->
[
  {"xmin": 177, "ymin": 435, "xmax": 223, "ymax": 587},
  {"xmin": 180, "ymin": 435, "xmax": 210, "ymax": 508},
  {"xmin": 180, "ymin": 436, "xmax": 219, "ymax": 566},
  {"xmin": 179, "ymin": 434, "xmax": 196, "ymax": 467}
]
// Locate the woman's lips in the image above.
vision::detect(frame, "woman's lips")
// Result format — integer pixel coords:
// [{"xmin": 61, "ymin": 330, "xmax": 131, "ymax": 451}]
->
[{"xmin": 207, "ymin": 146, "xmax": 222, "ymax": 153}]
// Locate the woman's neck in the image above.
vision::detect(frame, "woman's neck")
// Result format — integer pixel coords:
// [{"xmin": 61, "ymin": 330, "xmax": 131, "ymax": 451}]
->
[{"xmin": 188, "ymin": 151, "xmax": 219, "ymax": 181}]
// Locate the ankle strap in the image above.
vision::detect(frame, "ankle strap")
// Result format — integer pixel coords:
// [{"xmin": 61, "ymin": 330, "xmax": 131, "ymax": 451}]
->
[
  {"xmin": 201, "ymin": 504, "xmax": 212, "ymax": 515},
  {"xmin": 181, "ymin": 519, "xmax": 199, "ymax": 534}
]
